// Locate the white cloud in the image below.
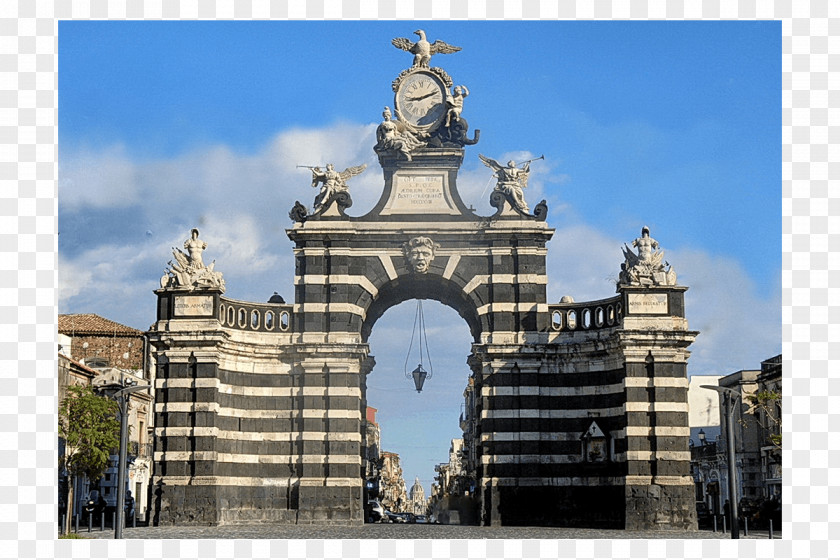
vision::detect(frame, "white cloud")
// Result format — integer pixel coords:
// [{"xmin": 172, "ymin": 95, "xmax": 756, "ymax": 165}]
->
[
  {"xmin": 543, "ymin": 223, "xmax": 781, "ymax": 376},
  {"xmin": 673, "ymin": 248, "xmax": 781, "ymax": 375},
  {"xmin": 544, "ymin": 224, "xmax": 627, "ymax": 306},
  {"xmin": 57, "ymin": 255, "xmax": 91, "ymax": 302},
  {"xmin": 58, "ymin": 122, "xmax": 780, "ymax": 498},
  {"xmin": 59, "ymin": 145, "xmax": 141, "ymax": 209},
  {"xmin": 59, "ymin": 123, "xmax": 780, "ymax": 374}
]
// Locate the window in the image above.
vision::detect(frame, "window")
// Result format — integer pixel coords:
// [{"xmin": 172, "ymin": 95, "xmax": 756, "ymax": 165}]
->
[{"xmin": 551, "ymin": 310, "xmax": 562, "ymax": 330}]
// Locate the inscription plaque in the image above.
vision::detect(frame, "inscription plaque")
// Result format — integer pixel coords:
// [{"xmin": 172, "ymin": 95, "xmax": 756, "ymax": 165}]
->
[
  {"xmin": 173, "ymin": 295, "xmax": 215, "ymax": 316},
  {"xmin": 627, "ymin": 293, "xmax": 668, "ymax": 314},
  {"xmin": 382, "ymin": 172, "xmax": 459, "ymax": 215}
]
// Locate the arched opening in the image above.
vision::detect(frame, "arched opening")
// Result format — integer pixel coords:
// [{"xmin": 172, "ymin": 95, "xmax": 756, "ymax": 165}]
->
[
  {"xmin": 361, "ymin": 274, "xmax": 483, "ymax": 344},
  {"xmin": 363, "ymin": 296, "xmax": 476, "ymax": 524}
]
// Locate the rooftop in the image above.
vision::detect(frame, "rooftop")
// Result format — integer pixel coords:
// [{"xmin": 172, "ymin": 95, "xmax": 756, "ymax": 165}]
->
[{"xmin": 58, "ymin": 313, "xmax": 144, "ymax": 336}]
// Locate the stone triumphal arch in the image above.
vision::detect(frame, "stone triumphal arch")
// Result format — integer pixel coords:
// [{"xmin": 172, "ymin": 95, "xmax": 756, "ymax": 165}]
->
[{"xmin": 149, "ymin": 31, "xmax": 697, "ymax": 529}]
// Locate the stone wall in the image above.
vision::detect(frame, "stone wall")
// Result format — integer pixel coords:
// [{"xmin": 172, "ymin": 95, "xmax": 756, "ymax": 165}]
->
[{"xmin": 149, "ymin": 292, "xmax": 370, "ymax": 525}]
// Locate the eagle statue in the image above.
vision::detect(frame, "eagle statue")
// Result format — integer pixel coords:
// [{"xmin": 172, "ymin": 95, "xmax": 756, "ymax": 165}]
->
[{"xmin": 391, "ymin": 29, "xmax": 461, "ymax": 68}]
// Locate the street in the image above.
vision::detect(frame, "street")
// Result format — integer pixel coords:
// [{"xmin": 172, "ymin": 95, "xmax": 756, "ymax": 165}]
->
[{"xmin": 72, "ymin": 523, "xmax": 781, "ymax": 540}]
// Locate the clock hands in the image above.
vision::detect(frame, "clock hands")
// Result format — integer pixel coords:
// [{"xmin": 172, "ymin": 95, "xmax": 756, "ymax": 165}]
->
[{"xmin": 406, "ymin": 91, "xmax": 439, "ymax": 102}]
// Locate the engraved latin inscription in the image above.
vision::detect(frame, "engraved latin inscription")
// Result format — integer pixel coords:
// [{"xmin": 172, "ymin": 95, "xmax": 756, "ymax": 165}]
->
[
  {"xmin": 383, "ymin": 173, "xmax": 458, "ymax": 214},
  {"xmin": 627, "ymin": 293, "xmax": 668, "ymax": 314},
  {"xmin": 173, "ymin": 295, "xmax": 215, "ymax": 316}
]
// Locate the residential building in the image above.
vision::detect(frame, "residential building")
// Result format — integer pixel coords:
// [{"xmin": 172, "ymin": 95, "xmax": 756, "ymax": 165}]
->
[
  {"xmin": 58, "ymin": 313, "xmax": 154, "ymax": 523},
  {"xmin": 718, "ymin": 369, "xmax": 763, "ymax": 506},
  {"xmin": 459, "ymin": 376, "xmax": 477, "ymax": 496},
  {"xmin": 691, "ymin": 355, "xmax": 782, "ymax": 529},
  {"xmin": 362, "ymin": 406, "xmax": 382, "ymax": 501},
  {"xmin": 57, "ymin": 352, "xmax": 98, "ymax": 523},
  {"xmin": 756, "ymin": 355, "xmax": 782, "ymax": 501},
  {"xmin": 379, "ymin": 451, "xmax": 407, "ymax": 512}
]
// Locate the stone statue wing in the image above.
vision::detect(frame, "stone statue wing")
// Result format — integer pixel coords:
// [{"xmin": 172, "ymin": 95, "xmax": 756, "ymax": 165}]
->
[
  {"xmin": 339, "ymin": 164, "xmax": 367, "ymax": 182},
  {"xmin": 172, "ymin": 247, "xmax": 190, "ymax": 268},
  {"xmin": 391, "ymin": 37, "xmax": 415, "ymax": 52},
  {"xmin": 622, "ymin": 244, "xmax": 640, "ymax": 267},
  {"xmin": 478, "ymin": 153, "xmax": 503, "ymax": 172},
  {"xmin": 429, "ymin": 40, "xmax": 461, "ymax": 55},
  {"xmin": 649, "ymin": 250, "xmax": 665, "ymax": 268}
]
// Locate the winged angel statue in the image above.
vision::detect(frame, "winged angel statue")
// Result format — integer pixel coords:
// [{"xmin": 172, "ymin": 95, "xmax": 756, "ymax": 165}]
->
[
  {"xmin": 391, "ymin": 29, "xmax": 461, "ymax": 68},
  {"xmin": 619, "ymin": 226, "xmax": 678, "ymax": 287},
  {"xmin": 310, "ymin": 163, "xmax": 367, "ymax": 213},
  {"xmin": 479, "ymin": 154, "xmax": 532, "ymax": 214}
]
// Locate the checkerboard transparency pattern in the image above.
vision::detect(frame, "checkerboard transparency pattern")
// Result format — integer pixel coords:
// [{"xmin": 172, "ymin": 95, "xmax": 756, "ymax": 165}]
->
[{"xmin": 2, "ymin": 1, "xmax": 833, "ymax": 559}]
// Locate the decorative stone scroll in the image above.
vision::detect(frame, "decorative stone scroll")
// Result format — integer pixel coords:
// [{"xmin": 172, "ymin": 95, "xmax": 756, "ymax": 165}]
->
[
  {"xmin": 618, "ymin": 226, "xmax": 678, "ymax": 288},
  {"xmin": 161, "ymin": 228, "xmax": 226, "ymax": 292}
]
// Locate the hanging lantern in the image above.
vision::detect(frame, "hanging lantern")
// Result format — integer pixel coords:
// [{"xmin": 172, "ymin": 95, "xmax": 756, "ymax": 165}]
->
[
  {"xmin": 410, "ymin": 364, "xmax": 428, "ymax": 393},
  {"xmin": 404, "ymin": 300, "xmax": 433, "ymax": 392}
]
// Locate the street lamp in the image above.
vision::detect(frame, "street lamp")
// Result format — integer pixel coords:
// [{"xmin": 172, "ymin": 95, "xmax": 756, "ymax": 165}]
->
[
  {"xmin": 701, "ymin": 384, "xmax": 741, "ymax": 540},
  {"xmin": 102, "ymin": 380, "xmax": 150, "ymax": 539},
  {"xmin": 409, "ymin": 364, "xmax": 428, "ymax": 393},
  {"xmin": 698, "ymin": 429, "xmax": 706, "ymax": 444}
]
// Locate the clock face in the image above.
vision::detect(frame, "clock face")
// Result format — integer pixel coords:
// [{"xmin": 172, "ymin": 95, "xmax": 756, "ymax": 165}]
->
[{"xmin": 395, "ymin": 71, "xmax": 446, "ymax": 128}]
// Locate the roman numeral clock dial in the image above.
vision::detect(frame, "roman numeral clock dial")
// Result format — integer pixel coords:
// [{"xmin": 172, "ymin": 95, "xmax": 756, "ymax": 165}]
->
[{"xmin": 395, "ymin": 71, "xmax": 447, "ymax": 129}]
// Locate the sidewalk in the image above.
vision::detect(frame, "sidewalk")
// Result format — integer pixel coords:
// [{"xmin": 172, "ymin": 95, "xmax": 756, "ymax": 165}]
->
[{"xmin": 65, "ymin": 523, "xmax": 783, "ymax": 540}]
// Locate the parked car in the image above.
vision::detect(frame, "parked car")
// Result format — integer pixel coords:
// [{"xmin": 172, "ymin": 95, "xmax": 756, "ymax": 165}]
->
[
  {"xmin": 415, "ymin": 515, "xmax": 428, "ymax": 524},
  {"xmin": 385, "ymin": 510, "xmax": 407, "ymax": 523},
  {"xmin": 365, "ymin": 500, "xmax": 385, "ymax": 523}
]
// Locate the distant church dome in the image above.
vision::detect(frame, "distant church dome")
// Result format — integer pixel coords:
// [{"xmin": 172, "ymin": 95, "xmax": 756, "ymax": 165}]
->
[{"xmin": 409, "ymin": 477, "xmax": 424, "ymax": 499}]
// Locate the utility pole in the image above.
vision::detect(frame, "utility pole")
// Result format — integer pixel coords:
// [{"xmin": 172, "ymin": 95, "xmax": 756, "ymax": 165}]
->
[
  {"xmin": 103, "ymin": 381, "xmax": 150, "ymax": 539},
  {"xmin": 702, "ymin": 384, "xmax": 741, "ymax": 540}
]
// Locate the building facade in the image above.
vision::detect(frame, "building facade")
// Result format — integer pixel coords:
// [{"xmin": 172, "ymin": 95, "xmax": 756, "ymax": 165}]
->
[
  {"xmin": 57, "ymin": 352, "xmax": 97, "ymax": 523},
  {"xmin": 58, "ymin": 314, "xmax": 154, "ymax": 523},
  {"xmin": 408, "ymin": 477, "xmax": 426, "ymax": 516},
  {"xmin": 149, "ymin": 32, "xmax": 698, "ymax": 529},
  {"xmin": 379, "ymin": 452, "xmax": 407, "ymax": 512},
  {"xmin": 690, "ymin": 355, "xmax": 782, "ymax": 528},
  {"xmin": 362, "ymin": 406, "xmax": 382, "ymax": 502},
  {"xmin": 756, "ymin": 355, "xmax": 782, "ymax": 501}
]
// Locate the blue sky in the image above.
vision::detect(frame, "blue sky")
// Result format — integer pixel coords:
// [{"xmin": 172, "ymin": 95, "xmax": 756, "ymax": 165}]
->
[{"xmin": 58, "ymin": 21, "xmax": 781, "ymax": 496}]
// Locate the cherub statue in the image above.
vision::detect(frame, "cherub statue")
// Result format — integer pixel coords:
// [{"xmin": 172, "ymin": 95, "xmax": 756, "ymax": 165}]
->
[
  {"xmin": 479, "ymin": 154, "xmax": 532, "ymax": 214},
  {"xmin": 310, "ymin": 162, "xmax": 367, "ymax": 212},
  {"xmin": 444, "ymin": 85, "xmax": 469, "ymax": 128}
]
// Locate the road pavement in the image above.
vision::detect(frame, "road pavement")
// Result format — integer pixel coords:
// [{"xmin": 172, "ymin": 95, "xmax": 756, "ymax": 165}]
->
[{"xmin": 70, "ymin": 523, "xmax": 782, "ymax": 540}]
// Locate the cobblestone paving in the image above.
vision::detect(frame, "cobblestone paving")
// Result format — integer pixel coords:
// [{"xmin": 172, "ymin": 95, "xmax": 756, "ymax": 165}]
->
[{"xmin": 74, "ymin": 523, "xmax": 781, "ymax": 540}]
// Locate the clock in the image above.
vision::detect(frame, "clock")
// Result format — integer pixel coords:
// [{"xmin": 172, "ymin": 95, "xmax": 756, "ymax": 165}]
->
[{"xmin": 394, "ymin": 70, "xmax": 447, "ymax": 129}]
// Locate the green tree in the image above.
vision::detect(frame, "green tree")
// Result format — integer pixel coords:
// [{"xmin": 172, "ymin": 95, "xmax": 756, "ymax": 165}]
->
[
  {"xmin": 58, "ymin": 385, "xmax": 120, "ymax": 534},
  {"xmin": 745, "ymin": 389, "xmax": 782, "ymax": 448}
]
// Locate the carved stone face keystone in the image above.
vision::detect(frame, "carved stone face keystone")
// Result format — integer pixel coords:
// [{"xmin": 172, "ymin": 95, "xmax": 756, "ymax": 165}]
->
[{"xmin": 402, "ymin": 236, "xmax": 439, "ymax": 274}]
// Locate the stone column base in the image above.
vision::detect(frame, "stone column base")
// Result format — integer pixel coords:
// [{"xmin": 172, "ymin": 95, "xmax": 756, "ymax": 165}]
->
[{"xmin": 625, "ymin": 478, "xmax": 698, "ymax": 530}]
